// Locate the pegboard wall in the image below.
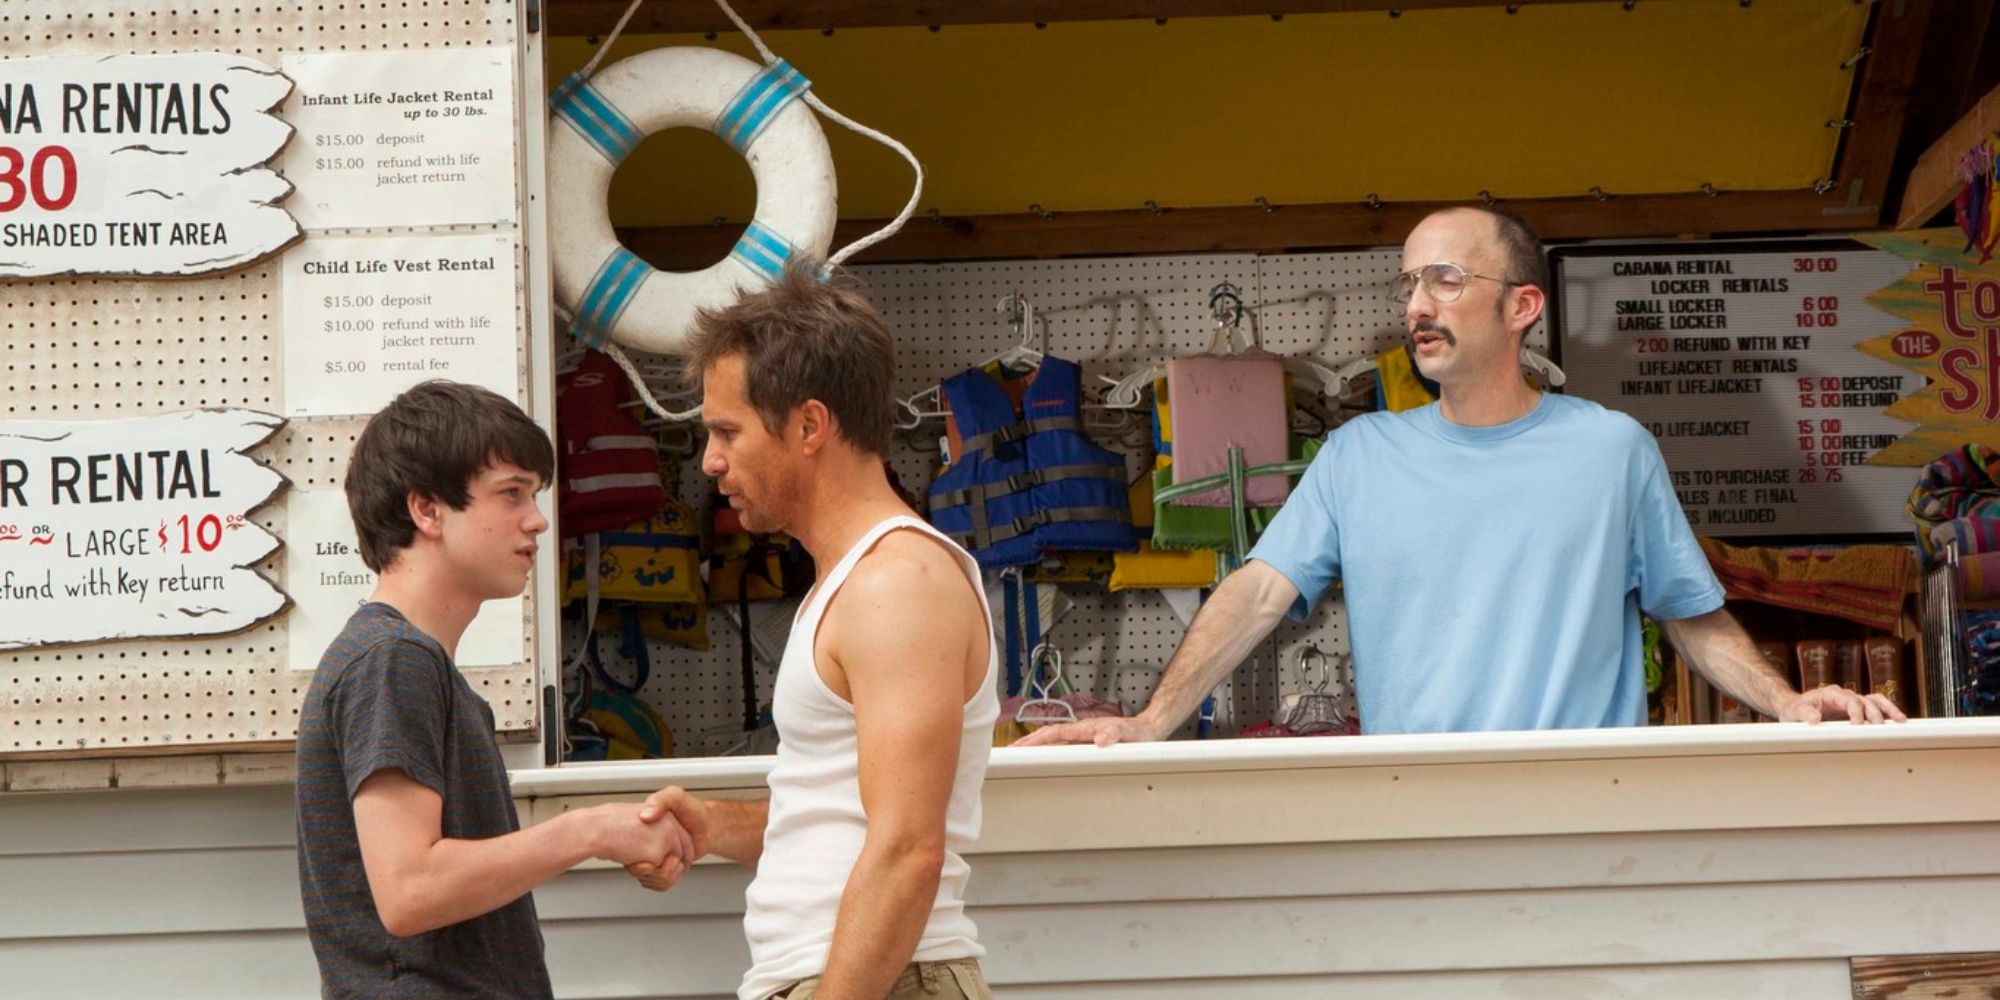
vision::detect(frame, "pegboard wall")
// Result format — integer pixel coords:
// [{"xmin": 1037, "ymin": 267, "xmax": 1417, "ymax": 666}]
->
[
  {"xmin": 568, "ymin": 249, "xmax": 1553, "ymax": 754},
  {"xmin": 0, "ymin": 0, "xmax": 541, "ymax": 756}
]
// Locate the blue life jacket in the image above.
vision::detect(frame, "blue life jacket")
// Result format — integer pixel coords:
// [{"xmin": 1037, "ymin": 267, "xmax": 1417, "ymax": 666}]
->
[{"xmin": 927, "ymin": 356, "xmax": 1137, "ymax": 569}]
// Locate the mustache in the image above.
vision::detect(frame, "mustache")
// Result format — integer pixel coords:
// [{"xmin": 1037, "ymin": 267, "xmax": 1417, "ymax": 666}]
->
[{"xmin": 1412, "ymin": 320, "xmax": 1456, "ymax": 345}]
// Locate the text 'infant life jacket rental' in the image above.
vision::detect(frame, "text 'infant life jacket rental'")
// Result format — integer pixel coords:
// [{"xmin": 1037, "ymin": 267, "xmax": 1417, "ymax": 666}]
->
[{"xmin": 927, "ymin": 356, "xmax": 1138, "ymax": 570}]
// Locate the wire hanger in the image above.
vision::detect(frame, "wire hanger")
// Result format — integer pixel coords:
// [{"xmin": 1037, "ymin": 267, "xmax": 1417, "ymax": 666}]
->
[
  {"xmin": 896, "ymin": 291, "xmax": 1045, "ymax": 427},
  {"xmin": 1015, "ymin": 643, "xmax": 1079, "ymax": 725},
  {"xmin": 993, "ymin": 291, "xmax": 1048, "ymax": 371},
  {"xmin": 1521, "ymin": 347, "xmax": 1566, "ymax": 387},
  {"xmin": 1100, "ymin": 282, "xmax": 1348, "ymax": 409},
  {"xmin": 1283, "ymin": 645, "xmax": 1349, "ymax": 736}
]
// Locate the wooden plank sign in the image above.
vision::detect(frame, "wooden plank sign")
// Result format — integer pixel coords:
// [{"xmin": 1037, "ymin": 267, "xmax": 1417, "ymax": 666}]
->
[
  {"xmin": 0, "ymin": 410, "xmax": 290, "ymax": 650},
  {"xmin": 0, "ymin": 54, "xmax": 300, "ymax": 278}
]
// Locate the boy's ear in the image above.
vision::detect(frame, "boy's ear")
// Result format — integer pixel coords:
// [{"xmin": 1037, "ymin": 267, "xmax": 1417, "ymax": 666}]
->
[{"xmin": 407, "ymin": 491, "xmax": 445, "ymax": 539}]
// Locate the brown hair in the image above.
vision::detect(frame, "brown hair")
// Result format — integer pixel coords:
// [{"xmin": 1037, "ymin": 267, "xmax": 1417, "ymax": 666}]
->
[
  {"xmin": 681, "ymin": 260, "xmax": 896, "ymax": 456},
  {"xmin": 1473, "ymin": 205, "xmax": 1551, "ymax": 295},
  {"xmin": 344, "ymin": 380, "xmax": 555, "ymax": 572}
]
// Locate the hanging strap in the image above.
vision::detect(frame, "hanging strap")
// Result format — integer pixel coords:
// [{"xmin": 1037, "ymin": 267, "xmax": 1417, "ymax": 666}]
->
[
  {"xmin": 1001, "ymin": 571, "xmax": 1024, "ymax": 698},
  {"xmin": 1024, "ymin": 579, "xmax": 1042, "ymax": 679},
  {"xmin": 564, "ymin": 534, "xmax": 607, "ymax": 677},
  {"xmin": 944, "ymin": 505, "xmax": 1129, "ymax": 549},
  {"xmin": 932, "ymin": 463, "xmax": 1128, "ymax": 549},
  {"xmin": 929, "ymin": 463, "xmax": 1126, "ymax": 510},
  {"xmin": 959, "ymin": 416, "xmax": 1083, "ymax": 455},
  {"xmin": 738, "ymin": 581, "xmax": 757, "ymax": 731}
]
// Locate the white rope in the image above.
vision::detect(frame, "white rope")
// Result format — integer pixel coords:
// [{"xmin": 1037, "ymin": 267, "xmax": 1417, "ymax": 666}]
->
[
  {"xmin": 554, "ymin": 301, "xmax": 705, "ymax": 422},
  {"xmin": 606, "ymin": 340, "xmax": 704, "ymax": 422},
  {"xmin": 708, "ymin": 0, "xmax": 925, "ymax": 267},
  {"xmin": 581, "ymin": 0, "xmax": 647, "ymax": 78}
]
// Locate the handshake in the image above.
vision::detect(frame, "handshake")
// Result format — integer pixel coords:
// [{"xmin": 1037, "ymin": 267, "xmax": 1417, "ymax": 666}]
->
[{"xmin": 579, "ymin": 785, "xmax": 710, "ymax": 892}]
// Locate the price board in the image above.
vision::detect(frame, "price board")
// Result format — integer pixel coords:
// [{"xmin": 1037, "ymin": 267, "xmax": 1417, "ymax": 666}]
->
[{"xmin": 1551, "ymin": 240, "xmax": 1921, "ymax": 540}]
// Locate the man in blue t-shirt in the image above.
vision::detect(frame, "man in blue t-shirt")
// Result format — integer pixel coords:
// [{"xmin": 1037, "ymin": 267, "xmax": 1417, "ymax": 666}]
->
[{"xmin": 1022, "ymin": 207, "xmax": 1904, "ymax": 739}]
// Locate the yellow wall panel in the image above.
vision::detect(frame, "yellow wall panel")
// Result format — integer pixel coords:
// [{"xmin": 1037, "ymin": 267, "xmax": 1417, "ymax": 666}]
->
[{"xmin": 546, "ymin": 0, "xmax": 1868, "ymax": 227}]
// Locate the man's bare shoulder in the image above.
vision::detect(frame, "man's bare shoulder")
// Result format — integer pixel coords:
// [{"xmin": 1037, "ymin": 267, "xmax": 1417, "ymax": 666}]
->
[
  {"xmin": 821, "ymin": 528, "xmax": 984, "ymax": 690},
  {"xmin": 841, "ymin": 528, "xmax": 977, "ymax": 612}
]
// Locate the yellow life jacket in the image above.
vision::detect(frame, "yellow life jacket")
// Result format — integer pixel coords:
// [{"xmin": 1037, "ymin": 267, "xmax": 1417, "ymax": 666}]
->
[
  {"xmin": 564, "ymin": 495, "xmax": 703, "ymax": 605},
  {"xmin": 1375, "ymin": 344, "xmax": 1438, "ymax": 413}
]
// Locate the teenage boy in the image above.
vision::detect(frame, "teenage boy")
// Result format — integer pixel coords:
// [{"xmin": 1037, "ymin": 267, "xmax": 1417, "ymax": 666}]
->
[{"xmin": 295, "ymin": 380, "xmax": 703, "ymax": 998}]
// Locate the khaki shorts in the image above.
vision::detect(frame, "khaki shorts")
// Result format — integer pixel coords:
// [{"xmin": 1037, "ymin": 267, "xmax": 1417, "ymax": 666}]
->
[{"xmin": 773, "ymin": 958, "xmax": 992, "ymax": 999}]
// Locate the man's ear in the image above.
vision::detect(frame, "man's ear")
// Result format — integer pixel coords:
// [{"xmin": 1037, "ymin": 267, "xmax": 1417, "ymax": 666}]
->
[
  {"xmin": 796, "ymin": 399, "xmax": 834, "ymax": 456},
  {"xmin": 407, "ymin": 491, "xmax": 445, "ymax": 540},
  {"xmin": 1509, "ymin": 283, "xmax": 1547, "ymax": 337}
]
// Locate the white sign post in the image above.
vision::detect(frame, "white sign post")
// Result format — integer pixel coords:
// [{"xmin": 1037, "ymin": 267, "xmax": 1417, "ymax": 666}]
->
[
  {"xmin": 0, "ymin": 410, "xmax": 290, "ymax": 650},
  {"xmin": 0, "ymin": 54, "xmax": 299, "ymax": 278}
]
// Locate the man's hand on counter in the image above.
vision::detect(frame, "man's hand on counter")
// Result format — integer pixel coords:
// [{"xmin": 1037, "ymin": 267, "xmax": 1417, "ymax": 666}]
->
[
  {"xmin": 1013, "ymin": 715, "xmax": 1169, "ymax": 747},
  {"xmin": 1778, "ymin": 684, "xmax": 1908, "ymax": 724}
]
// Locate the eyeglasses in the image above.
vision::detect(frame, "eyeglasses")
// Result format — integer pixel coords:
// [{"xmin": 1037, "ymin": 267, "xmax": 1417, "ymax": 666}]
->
[{"xmin": 1388, "ymin": 262, "xmax": 1516, "ymax": 304}]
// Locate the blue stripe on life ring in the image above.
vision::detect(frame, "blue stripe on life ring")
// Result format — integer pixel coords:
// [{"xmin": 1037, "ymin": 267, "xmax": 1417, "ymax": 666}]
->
[
  {"xmin": 572, "ymin": 248, "xmax": 653, "ymax": 348},
  {"xmin": 729, "ymin": 221, "xmax": 794, "ymax": 282},
  {"xmin": 716, "ymin": 61, "xmax": 811, "ymax": 154},
  {"xmin": 552, "ymin": 72, "xmax": 643, "ymax": 166}
]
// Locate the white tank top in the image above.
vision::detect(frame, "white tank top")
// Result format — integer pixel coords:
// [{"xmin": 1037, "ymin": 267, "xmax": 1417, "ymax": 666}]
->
[{"xmin": 738, "ymin": 515, "xmax": 1000, "ymax": 1000}]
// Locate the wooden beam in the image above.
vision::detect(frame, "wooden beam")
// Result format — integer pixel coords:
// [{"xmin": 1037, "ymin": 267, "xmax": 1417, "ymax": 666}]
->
[
  {"xmin": 618, "ymin": 189, "xmax": 1859, "ymax": 268},
  {"xmin": 1852, "ymin": 952, "xmax": 2000, "ymax": 999},
  {"xmin": 1896, "ymin": 79, "xmax": 2000, "ymax": 229},
  {"xmin": 1830, "ymin": 0, "xmax": 1934, "ymax": 223},
  {"xmin": 544, "ymin": 0, "xmax": 1613, "ymax": 36}
]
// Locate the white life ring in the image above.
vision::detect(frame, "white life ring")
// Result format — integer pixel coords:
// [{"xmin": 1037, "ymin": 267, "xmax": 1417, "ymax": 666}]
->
[{"xmin": 548, "ymin": 47, "xmax": 838, "ymax": 356}]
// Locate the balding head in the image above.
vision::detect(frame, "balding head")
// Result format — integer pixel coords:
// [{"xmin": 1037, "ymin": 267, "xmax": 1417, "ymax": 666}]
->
[{"xmin": 1415, "ymin": 206, "xmax": 1549, "ymax": 295}]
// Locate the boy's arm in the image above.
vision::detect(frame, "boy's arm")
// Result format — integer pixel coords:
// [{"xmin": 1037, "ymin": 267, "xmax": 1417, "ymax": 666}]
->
[{"xmin": 353, "ymin": 769, "xmax": 693, "ymax": 937}]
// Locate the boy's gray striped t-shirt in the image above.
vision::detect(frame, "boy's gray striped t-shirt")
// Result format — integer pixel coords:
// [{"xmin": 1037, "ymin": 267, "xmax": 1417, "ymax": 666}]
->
[{"xmin": 294, "ymin": 601, "xmax": 553, "ymax": 999}]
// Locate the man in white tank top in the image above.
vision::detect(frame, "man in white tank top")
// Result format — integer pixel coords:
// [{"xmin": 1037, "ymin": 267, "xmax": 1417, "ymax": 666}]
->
[{"xmin": 629, "ymin": 263, "xmax": 1001, "ymax": 1000}]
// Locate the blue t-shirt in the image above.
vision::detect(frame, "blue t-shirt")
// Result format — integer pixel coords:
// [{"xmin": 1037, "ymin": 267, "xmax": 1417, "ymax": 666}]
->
[{"xmin": 1248, "ymin": 393, "xmax": 1723, "ymax": 734}]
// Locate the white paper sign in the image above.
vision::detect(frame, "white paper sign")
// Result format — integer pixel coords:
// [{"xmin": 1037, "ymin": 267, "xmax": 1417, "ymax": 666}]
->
[
  {"xmin": 281, "ymin": 231, "xmax": 520, "ymax": 417},
  {"xmin": 0, "ymin": 410, "xmax": 289, "ymax": 650},
  {"xmin": 279, "ymin": 48, "xmax": 517, "ymax": 230},
  {"xmin": 283, "ymin": 490, "xmax": 526, "ymax": 669},
  {"xmin": 0, "ymin": 54, "xmax": 299, "ymax": 277}
]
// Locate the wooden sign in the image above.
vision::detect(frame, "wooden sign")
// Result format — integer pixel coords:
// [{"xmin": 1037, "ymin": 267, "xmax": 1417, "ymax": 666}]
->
[
  {"xmin": 1552, "ymin": 240, "xmax": 1921, "ymax": 540},
  {"xmin": 1853, "ymin": 228, "xmax": 2000, "ymax": 466},
  {"xmin": 0, "ymin": 410, "xmax": 290, "ymax": 650},
  {"xmin": 0, "ymin": 54, "xmax": 300, "ymax": 278}
]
